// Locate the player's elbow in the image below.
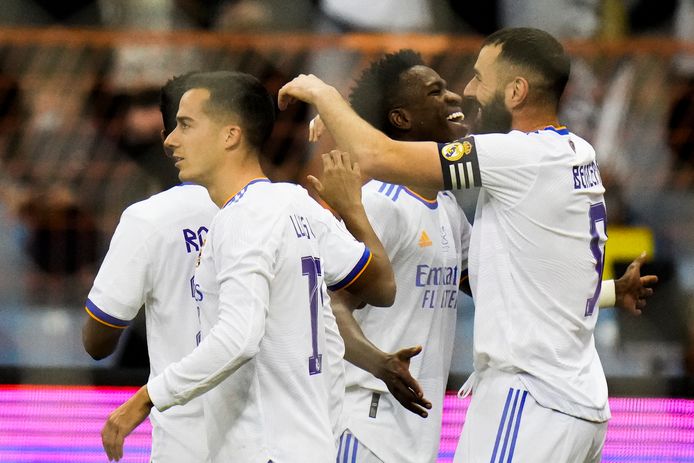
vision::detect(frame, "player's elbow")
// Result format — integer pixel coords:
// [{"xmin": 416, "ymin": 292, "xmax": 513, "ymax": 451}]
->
[{"xmin": 82, "ymin": 338, "xmax": 112, "ymax": 360}]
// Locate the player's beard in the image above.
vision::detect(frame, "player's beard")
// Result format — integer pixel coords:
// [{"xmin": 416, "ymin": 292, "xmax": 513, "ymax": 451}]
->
[{"xmin": 476, "ymin": 92, "xmax": 512, "ymax": 134}]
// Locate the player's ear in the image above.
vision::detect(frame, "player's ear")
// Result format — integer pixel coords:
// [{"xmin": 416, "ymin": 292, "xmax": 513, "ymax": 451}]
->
[
  {"xmin": 506, "ymin": 76, "xmax": 529, "ymax": 109},
  {"xmin": 389, "ymin": 108, "xmax": 411, "ymax": 131},
  {"xmin": 223, "ymin": 125, "xmax": 242, "ymax": 149}
]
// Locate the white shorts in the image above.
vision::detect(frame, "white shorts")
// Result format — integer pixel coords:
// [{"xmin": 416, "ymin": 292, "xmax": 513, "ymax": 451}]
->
[
  {"xmin": 454, "ymin": 372, "xmax": 607, "ymax": 463},
  {"xmin": 336, "ymin": 429, "xmax": 384, "ymax": 463}
]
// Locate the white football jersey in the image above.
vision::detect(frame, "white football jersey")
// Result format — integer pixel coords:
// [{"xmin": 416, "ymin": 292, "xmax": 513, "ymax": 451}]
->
[
  {"xmin": 85, "ymin": 183, "xmax": 218, "ymax": 462},
  {"xmin": 439, "ymin": 126, "xmax": 610, "ymax": 422},
  {"xmin": 341, "ymin": 181, "xmax": 471, "ymax": 463},
  {"xmin": 147, "ymin": 179, "xmax": 371, "ymax": 463}
]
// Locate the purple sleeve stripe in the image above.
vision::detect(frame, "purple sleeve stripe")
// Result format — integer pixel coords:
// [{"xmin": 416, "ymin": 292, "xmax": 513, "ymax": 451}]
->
[
  {"xmin": 327, "ymin": 247, "xmax": 372, "ymax": 291},
  {"xmin": 84, "ymin": 299, "xmax": 129, "ymax": 329}
]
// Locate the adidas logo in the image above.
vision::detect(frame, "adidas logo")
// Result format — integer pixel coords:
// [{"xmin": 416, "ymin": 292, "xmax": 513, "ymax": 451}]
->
[{"xmin": 418, "ymin": 230, "xmax": 432, "ymax": 247}]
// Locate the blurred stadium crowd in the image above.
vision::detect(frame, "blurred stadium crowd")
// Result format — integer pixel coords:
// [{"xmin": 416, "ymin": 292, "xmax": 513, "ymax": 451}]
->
[{"xmin": 0, "ymin": 0, "xmax": 693, "ymax": 389}]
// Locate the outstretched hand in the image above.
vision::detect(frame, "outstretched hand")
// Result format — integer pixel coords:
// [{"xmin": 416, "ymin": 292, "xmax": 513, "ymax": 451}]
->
[
  {"xmin": 614, "ymin": 251, "xmax": 658, "ymax": 316},
  {"xmin": 307, "ymin": 150, "xmax": 363, "ymax": 216},
  {"xmin": 375, "ymin": 345, "xmax": 432, "ymax": 418},
  {"xmin": 101, "ymin": 386, "xmax": 153, "ymax": 461}
]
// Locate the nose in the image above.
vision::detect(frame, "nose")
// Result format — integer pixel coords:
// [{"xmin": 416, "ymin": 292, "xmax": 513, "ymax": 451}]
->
[
  {"xmin": 164, "ymin": 127, "xmax": 178, "ymax": 150},
  {"xmin": 463, "ymin": 78, "xmax": 477, "ymax": 98},
  {"xmin": 445, "ymin": 89, "xmax": 462, "ymax": 105}
]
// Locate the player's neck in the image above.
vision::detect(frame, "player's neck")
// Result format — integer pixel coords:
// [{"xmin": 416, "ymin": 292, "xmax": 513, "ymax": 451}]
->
[
  {"xmin": 207, "ymin": 153, "xmax": 266, "ymax": 208},
  {"xmin": 406, "ymin": 185, "xmax": 438, "ymax": 201},
  {"xmin": 512, "ymin": 107, "xmax": 560, "ymax": 133}
]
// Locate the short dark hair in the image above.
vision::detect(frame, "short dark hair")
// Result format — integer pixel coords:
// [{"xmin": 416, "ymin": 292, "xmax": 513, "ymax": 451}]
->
[
  {"xmin": 160, "ymin": 72, "xmax": 197, "ymax": 136},
  {"xmin": 349, "ymin": 49, "xmax": 424, "ymax": 135},
  {"xmin": 185, "ymin": 71, "xmax": 275, "ymax": 150},
  {"xmin": 483, "ymin": 27, "xmax": 571, "ymax": 107}
]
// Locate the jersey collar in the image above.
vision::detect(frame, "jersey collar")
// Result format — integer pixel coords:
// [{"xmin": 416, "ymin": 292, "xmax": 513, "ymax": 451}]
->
[
  {"xmin": 535, "ymin": 125, "xmax": 569, "ymax": 135},
  {"xmin": 223, "ymin": 178, "xmax": 270, "ymax": 208}
]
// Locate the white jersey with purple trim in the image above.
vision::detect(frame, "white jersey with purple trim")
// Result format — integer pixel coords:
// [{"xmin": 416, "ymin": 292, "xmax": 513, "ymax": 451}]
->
[
  {"xmin": 85, "ymin": 183, "xmax": 217, "ymax": 462},
  {"xmin": 438, "ymin": 126, "xmax": 610, "ymax": 422},
  {"xmin": 341, "ymin": 180, "xmax": 471, "ymax": 463},
  {"xmin": 147, "ymin": 179, "xmax": 371, "ymax": 463}
]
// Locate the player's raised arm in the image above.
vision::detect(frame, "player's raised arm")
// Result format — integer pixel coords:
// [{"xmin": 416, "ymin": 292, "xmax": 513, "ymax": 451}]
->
[
  {"xmin": 308, "ymin": 150, "xmax": 395, "ymax": 307},
  {"xmin": 280, "ymin": 74, "xmax": 443, "ymax": 190}
]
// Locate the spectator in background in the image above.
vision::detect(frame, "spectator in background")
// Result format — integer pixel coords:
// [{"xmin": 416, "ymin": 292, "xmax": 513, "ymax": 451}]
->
[
  {"xmin": 667, "ymin": 80, "xmax": 694, "ymax": 190},
  {"xmin": 116, "ymin": 88, "xmax": 181, "ymax": 190}
]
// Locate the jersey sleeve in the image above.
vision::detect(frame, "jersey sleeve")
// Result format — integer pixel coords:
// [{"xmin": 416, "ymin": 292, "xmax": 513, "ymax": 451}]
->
[
  {"xmin": 147, "ymin": 207, "xmax": 277, "ymax": 411},
  {"xmin": 84, "ymin": 209, "xmax": 154, "ymax": 328},
  {"xmin": 458, "ymin": 208, "xmax": 472, "ymax": 284},
  {"xmin": 312, "ymin": 206, "xmax": 372, "ymax": 291},
  {"xmin": 438, "ymin": 134, "xmax": 539, "ymax": 208}
]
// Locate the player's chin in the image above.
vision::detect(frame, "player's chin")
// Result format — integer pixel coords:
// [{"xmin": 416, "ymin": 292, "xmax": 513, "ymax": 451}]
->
[
  {"xmin": 446, "ymin": 120, "xmax": 468, "ymax": 139},
  {"xmin": 177, "ymin": 168, "xmax": 194, "ymax": 183}
]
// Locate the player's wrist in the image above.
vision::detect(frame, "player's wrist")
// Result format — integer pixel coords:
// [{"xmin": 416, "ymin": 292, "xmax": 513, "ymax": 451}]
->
[
  {"xmin": 312, "ymin": 84, "xmax": 340, "ymax": 108},
  {"xmin": 335, "ymin": 205, "xmax": 367, "ymax": 223},
  {"xmin": 599, "ymin": 279, "xmax": 616, "ymax": 308},
  {"xmin": 371, "ymin": 351, "xmax": 394, "ymax": 380}
]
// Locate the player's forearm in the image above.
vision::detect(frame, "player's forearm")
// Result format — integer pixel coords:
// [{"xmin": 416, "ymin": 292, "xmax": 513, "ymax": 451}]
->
[
  {"xmin": 339, "ymin": 207, "xmax": 395, "ymax": 307},
  {"xmin": 311, "ymin": 83, "xmax": 444, "ymax": 190},
  {"xmin": 147, "ymin": 307, "xmax": 263, "ymax": 411},
  {"xmin": 312, "ymin": 85, "xmax": 388, "ymax": 162},
  {"xmin": 333, "ymin": 302, "xmax": 390, "ymax": 378}
]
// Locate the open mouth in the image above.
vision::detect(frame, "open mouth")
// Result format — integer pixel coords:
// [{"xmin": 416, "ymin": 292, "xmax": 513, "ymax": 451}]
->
[
  {"xmin": 446, "ymin": 111, "xmax": 465, "ymax": 123},
  {"xmin": 461, "ymin": 98, "xmax": 481, "ymax": 133}
]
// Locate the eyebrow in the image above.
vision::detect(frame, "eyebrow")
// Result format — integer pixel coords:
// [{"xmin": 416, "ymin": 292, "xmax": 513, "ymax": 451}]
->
[
  {"xmin": 425, "ymin": 78, "xmax": 446, "ymax": 89},
  {"xmin": 176, "ymin": 116, "xmax": 194, "ymax": 124}
]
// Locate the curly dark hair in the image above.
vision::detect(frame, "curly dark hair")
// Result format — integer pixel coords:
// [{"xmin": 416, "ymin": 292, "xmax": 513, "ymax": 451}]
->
[{"xmin": 348, "ymin": 49, "xmax": 424, "ymax": 136}]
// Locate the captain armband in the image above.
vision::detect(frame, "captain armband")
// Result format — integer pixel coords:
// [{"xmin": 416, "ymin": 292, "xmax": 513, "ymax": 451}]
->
[{"xmin": 438, "ymin": 137, "xmax": 482, "ymax": 190}]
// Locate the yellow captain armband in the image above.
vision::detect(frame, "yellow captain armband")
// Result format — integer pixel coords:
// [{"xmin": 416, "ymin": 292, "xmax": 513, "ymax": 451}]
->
[{"xmin": 598, "ymin": 279, "xmax": 616, "ymax": 308}]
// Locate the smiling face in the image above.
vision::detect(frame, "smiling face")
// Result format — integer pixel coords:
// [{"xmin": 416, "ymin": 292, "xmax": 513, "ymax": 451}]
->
[
  {"xmin": 463, "ymin": 44, "xmax": 513, "ymax": 134},
  {"xmin": 395, "ymin": 65, "xmax": 469, "ymax": 142},
  {"xmin": 163, "ymin": 88, "xmax": 229, "ymax": 186}
]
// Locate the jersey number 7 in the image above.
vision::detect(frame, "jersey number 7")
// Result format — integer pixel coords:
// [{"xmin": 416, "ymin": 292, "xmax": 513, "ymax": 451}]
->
[
  {"xmin": 302, "ymin": 256, "xmax": 323, "ymax": 375},
  {"xmin": 585, "ymin": 202, "xmax": 607, "ymax": 316}
]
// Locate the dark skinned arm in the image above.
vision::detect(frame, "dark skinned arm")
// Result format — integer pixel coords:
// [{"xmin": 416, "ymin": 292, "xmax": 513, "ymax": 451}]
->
[
  {"xmin": 330, "ymin": 290, "xmax": 432, "ymax": 418},
  {"xmin": 611, "ymin": 251, "xmax": 658, "ymax": 315},
  {"xmin": 82, "ymin": 315, "xmax": 126, "ymax": 360}
]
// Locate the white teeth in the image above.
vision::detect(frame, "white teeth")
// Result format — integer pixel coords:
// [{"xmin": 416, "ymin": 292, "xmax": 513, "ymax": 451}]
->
[{"xmin": 447, "ymin": 111, "xmax": 464, "ymax": 121}]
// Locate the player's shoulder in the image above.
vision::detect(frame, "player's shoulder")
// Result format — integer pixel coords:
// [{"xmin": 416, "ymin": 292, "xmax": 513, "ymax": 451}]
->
[
  {"xmin": 125, "ymin": 183, "xmax": 216, "ymax": 221},
  {"xmin": 362, "ymin": 180, "xmax": 407, "ymax": 208},
  {"xmin": 221, "ymin": 180, "xmax": 323, "ymax": 223},
  {"xmin": 225, "ymin": 180, "xmax": 311, "ymax": 209}
]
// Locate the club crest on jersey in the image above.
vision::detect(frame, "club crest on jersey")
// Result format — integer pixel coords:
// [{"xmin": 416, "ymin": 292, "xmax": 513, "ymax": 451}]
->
[{"xmin": 440, "ymin": 141, "xmax": 472, "ymax": 162}]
